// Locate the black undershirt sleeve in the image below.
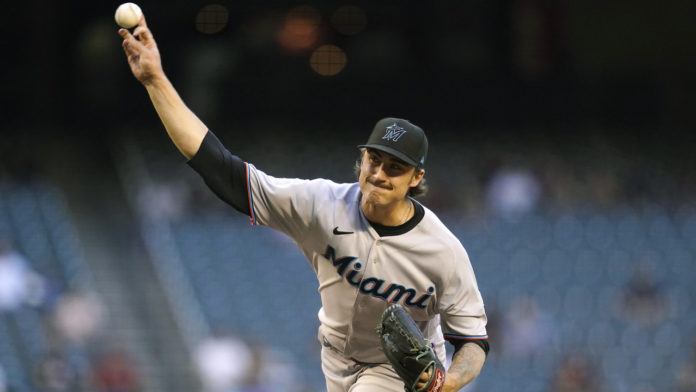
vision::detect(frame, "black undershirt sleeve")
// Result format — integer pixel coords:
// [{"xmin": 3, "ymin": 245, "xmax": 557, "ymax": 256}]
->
[
  {"xmin": 449, "ymin": 339, "xmax": 490, "ymax": 357},
  {"xmin": 187, "ymin": 130, "xmax": 250, "ymax": 215}
]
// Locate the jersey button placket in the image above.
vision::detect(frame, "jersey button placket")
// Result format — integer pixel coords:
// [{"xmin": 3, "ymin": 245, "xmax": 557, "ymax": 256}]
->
[{"xmin": 373, "ymin": 239, "xmax": 382, "ymax": 263}]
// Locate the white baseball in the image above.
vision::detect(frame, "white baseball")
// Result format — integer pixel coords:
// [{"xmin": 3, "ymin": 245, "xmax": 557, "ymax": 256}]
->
[{"xmin": 115, "ymin": 3, "xmax": 143, "ymax": 29}]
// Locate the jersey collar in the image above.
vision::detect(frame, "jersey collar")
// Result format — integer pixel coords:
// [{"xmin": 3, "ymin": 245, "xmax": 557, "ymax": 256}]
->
[{"xmin": 367, "ymin": 198, "xmax": 424, "ymax": 237}]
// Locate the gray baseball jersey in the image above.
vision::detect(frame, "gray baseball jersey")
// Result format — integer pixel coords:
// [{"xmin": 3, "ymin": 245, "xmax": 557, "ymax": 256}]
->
[{"xmin": 245, "ymin": 163, "xmax": 488, "ymax": 364}]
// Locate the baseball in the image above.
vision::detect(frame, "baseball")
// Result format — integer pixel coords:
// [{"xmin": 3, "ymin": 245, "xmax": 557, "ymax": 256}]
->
[{"xmin": 115, "ymin": 3, "xmax": 142, "ymax": 29}]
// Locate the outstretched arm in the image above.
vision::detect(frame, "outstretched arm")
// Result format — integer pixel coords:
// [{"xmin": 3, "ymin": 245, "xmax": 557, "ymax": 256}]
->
[{"xmin": 118, "ymin": 15, "xmax": 207, "ymax": 159}]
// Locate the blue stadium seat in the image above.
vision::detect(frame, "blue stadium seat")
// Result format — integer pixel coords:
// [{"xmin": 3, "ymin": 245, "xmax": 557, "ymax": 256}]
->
[
  {"xmin": 584, "ymin": 214, "xmax": 615, "ymax": 251},
  {"xmin": 553, "ymin": 213, "xmax": 584, "ymax": 251}
]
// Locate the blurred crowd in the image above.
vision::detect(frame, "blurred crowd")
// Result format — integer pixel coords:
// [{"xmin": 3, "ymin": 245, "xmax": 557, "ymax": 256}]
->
[
  {"xmin": 0, "ymin": 237, "xmax": 139, "ymax": 392},
  {"xmin": 193, "ymin": 329, "xmax": 308, "ymax": 392},
  {"xmin": 0, "ymin": 161, "xmax": 152, "ymax": 392},
  {"xmin": 0, "ymin": 233, "xmax": 311, "ymax": 392}
]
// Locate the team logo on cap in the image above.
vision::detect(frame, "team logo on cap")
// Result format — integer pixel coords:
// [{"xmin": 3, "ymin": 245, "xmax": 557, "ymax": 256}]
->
[{"xmin": 382, "ymin": 122, "xmax": 407, "ymax": 142}]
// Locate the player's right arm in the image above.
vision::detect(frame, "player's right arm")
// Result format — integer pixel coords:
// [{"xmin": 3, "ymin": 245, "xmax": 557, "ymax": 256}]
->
[
  {"xmin": 118, "ymin": 15, "xmax": 206, "ymax": 160},
  {"xmin": 118, "ymin": 15, "xmax": 251, "ymax": 214},
  {"xmin": 117, "ymin": 14, "xmax": 316, "ymax": 232}
]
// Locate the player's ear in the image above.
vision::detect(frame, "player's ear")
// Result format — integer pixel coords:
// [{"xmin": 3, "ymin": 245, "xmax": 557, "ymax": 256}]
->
[{"xmin": 409, "ymin": 169, "xmax": 425, "ymax": 187}]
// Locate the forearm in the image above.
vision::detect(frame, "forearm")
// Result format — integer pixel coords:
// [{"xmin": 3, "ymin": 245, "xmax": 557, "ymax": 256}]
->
[
  {"xmin": 144, "ymin": 75, "xmax": 208, "ymax": 159},
  {"xmin": 443, "ymin": 342, "xmax": 486, "ymax": 392}
]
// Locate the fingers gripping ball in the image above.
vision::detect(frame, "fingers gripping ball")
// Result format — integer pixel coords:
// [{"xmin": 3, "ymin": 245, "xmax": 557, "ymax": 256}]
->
[
  {"xmin": 115, "ymin": 3, "xmax": 143, "ymax": 29},
  {"xmin": 377, "ymin": 304, "xmax": 446, "ymax": 392}
]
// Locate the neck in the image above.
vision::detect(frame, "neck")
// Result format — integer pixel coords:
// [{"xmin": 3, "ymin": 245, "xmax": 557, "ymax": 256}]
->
[{"xmin": 361, "ymin": 198, "xmax": 413, "ymax": 226}]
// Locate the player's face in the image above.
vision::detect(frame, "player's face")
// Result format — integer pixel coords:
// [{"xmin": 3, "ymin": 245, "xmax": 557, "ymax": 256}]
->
[{"xmin": 358, "ymin": 149, "xmax": 424, "ymax": 207}]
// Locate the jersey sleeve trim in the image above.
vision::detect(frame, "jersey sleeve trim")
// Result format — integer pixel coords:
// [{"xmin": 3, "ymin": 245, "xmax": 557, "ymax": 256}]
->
[
  {"xmin": 446, "ymin": 336, "xmax": 490, "ymax": 357},
  {"xmin": 444, "ymin": 333, "xmax": 489, "ymax": 341},
  {"xmin": 245, "ymin": 162, "xmax": 256, "ymax": 225}
]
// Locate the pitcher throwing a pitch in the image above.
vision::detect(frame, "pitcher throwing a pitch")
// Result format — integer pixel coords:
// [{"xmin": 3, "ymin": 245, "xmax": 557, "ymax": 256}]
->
[{"xmin": 118, "ymin": 12, "xmax": 488, "ymax": 392}]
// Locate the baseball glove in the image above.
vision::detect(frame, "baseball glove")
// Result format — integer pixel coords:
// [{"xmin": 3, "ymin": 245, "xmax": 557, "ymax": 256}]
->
[{"xmin": 376, "ymin": 304, "xmax": 446, "ymax": 392}]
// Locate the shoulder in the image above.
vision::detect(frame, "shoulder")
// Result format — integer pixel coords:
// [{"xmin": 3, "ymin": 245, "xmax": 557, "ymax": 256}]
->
[
  {"xmin": 248, "ymin": 164, "xmax": 359, "ymax": 200},
  {"xmin": 316, "ymin": 179, "xmax": 360, "ymax": 198},
  {"xmin": 419, "ymin": 206, "xmax": 465, "ymax": 248},
  {"xmin": 302, "ymin": 179, "xmax": 360, "ymax": 204},
  {"xmin": 416, "ymin": 205, "xmax": 470, "ymax": 264}
]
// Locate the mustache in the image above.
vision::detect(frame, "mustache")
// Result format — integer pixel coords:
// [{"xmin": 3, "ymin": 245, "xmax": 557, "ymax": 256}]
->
[{"xmin": 367, "ymin": 177, "xmax": 393, "ymax": 190}]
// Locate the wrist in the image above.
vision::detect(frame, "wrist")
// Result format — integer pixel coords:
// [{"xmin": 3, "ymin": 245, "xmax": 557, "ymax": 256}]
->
[
  {"xmin": 142, "ymin": 72, "xmax": 168, "ymax": 88},
  {"xmin": 442, "ymin": 373, "xmax": 462, "ymax": 392}
]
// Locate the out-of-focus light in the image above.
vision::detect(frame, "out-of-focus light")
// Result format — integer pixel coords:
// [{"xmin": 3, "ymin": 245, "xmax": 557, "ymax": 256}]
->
[
  {"xmin": 278, "ymin": 5, "xmax": 322, "ymax": 53},
  {"xmin": 331, "ymin": 5, "xmax": 367, "ymax": 36},
  {"xmin": 309, "ymin": 45, "xmax": 347, "ymax": 76},
  {"xmin": 195, "ymin": 4, "xmax": 230, "ymax": 35}
]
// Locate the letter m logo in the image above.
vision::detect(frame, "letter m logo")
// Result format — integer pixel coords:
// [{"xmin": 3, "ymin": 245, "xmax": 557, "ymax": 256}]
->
[{"xmin": 382, "ymin": 123, "xmax": 406, "ymax": 142}]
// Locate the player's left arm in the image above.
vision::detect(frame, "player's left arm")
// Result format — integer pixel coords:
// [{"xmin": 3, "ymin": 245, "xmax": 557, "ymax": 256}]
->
[
  {"xmin": 415, "ymin": 341, "xmax": 486, "ymax": 391},
  {"xmin": 436, "ymin": 245, "xmax": 489, "ymax": 391},
  {"xmin": 442, "ymin": 342, "xmax": 486, "ymax": 391}
]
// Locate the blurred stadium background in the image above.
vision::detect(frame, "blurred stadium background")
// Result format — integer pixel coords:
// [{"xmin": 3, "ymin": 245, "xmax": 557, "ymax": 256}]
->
[{"xmin": 2, "ymin": 1, "xmax": 696, "ymax": 391}]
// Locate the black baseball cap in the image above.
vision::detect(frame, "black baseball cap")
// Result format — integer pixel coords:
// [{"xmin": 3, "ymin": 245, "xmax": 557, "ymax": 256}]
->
[{"xmin": 357, "ymin": 117, "xmax": 428, "ymax": 168}]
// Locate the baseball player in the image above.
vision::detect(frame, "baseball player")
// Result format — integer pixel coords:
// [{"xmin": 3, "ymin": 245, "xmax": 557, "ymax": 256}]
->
[{"xmin": 118, "ymin": 15, "xmax": 488, "ymax": 392}]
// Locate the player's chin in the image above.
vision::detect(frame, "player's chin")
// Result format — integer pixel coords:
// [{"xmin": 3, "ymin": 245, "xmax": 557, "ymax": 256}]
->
[{"xmin": 362, "ymin": 189, "xmax": 387, "ymax": 205}]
